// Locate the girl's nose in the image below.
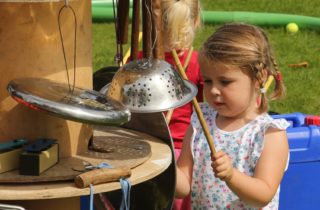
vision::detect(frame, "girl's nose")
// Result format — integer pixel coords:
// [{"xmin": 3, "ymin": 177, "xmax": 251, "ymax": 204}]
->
[{"xmin": 210, "ymin": 86, "xmax": 220, "ymax": 96}]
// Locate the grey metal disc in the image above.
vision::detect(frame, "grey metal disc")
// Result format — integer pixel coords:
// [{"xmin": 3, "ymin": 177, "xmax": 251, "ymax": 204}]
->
[{"xmin": 7, "ymin": 77, "xmax": 131, "ymax": 125}]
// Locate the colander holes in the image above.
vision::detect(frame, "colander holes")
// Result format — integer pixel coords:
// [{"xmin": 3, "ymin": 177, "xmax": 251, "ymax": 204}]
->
[
  {"xmin": 138, "ymin": 83, "xmax": 141, "ymax": 86},
  {"xmin": 144, "ymin": 84, "xmax": 146, "ymax": 87},
  {"xmin": 149, "ymin": 78, "xmax": 152, "ymax": 81},
  {"xmin": 149, "ymin": 94, "xmax": 152, "ymax": 96}
]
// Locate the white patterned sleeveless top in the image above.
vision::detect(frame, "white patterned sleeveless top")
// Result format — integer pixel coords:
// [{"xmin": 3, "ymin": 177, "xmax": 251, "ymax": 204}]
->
[{"xmin": 190, "ymin": 103, "xmax": 290, "ymax": 210}]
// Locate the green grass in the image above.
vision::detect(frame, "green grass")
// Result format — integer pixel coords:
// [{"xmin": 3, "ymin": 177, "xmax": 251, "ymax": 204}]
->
[{"xmin": 92, "ymin": 0, "xmax": 320, "ymax": 115}]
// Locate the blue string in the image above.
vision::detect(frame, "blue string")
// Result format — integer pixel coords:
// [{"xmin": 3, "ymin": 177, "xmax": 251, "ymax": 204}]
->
[
  {"xmin": 89, "ymin": 184, "xmax": 94, "ymax": 210},
  {"xmin": 120, "ymin": 178, "xmax": 131, "ymax": 210},
  {"xmin": 88, "ymin": 162, "xmax": 131, "ymax": 210}
]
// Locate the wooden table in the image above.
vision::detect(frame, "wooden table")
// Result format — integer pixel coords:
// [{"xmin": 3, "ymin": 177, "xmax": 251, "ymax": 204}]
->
[{"xmin": 0, "ymin": 128, "xmax": 172, "ymax": 209}]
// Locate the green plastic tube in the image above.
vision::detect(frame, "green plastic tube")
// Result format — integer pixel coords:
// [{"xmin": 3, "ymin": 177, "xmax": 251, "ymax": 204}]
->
[
  {"xmin": 92, "ymin": 0, "xmax": 132, "ymax": 8},
  {"xmin": 92, "ymin": 6, "xmax": 320, "ymax": 28},
  {"xmin": 201, "ymin": 11, "xmax": 320, "ymax": 28}
]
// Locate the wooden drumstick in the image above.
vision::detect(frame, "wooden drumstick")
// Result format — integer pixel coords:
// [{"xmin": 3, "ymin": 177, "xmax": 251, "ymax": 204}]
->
[
  {"xmin": 172, "ymin": 49, "xmax": 216, "ymax": 154},
  {"xmin": 74, "ymin": 167, "xmax": 131, "ymax": 188}
]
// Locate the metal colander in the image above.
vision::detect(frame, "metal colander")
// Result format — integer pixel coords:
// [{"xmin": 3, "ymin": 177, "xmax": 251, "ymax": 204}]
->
[{"xmin": 104, "ymin": 58, "xmax": 197, "ymax": 113}]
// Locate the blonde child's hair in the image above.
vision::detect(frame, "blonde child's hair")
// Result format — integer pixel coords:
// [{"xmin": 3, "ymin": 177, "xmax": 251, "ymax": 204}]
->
[
  {"xmin": 199, "ymin": 23, "xmax": 285, "ymax": 113},
  {"xmin": 161, "ymin": 0, "xmax": 201, "ymax": 50}
]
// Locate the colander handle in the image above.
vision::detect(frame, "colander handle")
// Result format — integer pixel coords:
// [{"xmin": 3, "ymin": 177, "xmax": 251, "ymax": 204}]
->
[{"xmin": 172, "ymin": 49, "xmax": 217, "ymax": 154}]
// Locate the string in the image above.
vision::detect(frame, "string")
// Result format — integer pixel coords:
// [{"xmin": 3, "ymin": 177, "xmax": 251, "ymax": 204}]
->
[
  {"xmin": 88, "ymin": 162, "xmax": 131, "ymax": 210},
  {"xmin": 144, "ymin": 0, "xmax": 155, "ymax": 60},
  {"xmin": 58, "ymin": 1, "xmax": 77, "ymax": 93}
]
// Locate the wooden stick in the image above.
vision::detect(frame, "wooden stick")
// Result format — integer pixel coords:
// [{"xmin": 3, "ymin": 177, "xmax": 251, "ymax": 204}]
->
[
  {"xmin": 183, "ymin": 46, "xmax": 194, "ymax": 70},
  {"xmin": 151, "ymin": 0, "xmax": 164, "ymax": 59},
  {"xmin": 123, "ymin": 32, "xmax": 143, "ymax": 65},
  {"xmin": 166, "ymin": 47, "xmax": 194, "ymax": 124},
  {"xmin": 287, "ymin": 61, "xmax": 309, "ymax": 68},
  {"xmin": 117, "ymin": 0, "xmax": 130, "ymax": 44},
  {"xmin": 130, "ymin": 0, "xmax": 140, "ymax": 60},
  {"xmin": 74, "ymin": 167, "xmax": 131, "ymax": 188},
  {"xmin": 165, "ymin": 109, "xmax": 174, "ymax": 123},
  {"xmin": 172, "ymin": 49, "xmax": 216, "ymax": 154},
  {"xmin": 142, "ymin": 0, "xmax": 152, "ymax": 58}
]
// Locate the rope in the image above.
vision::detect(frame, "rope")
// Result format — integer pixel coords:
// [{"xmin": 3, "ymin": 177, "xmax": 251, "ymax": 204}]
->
[{"xmin": 88, "ymin": 162, "xmax": 131, "ymax": 210}]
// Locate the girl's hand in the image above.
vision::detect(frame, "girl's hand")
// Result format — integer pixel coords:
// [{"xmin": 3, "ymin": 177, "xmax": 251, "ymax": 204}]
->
[{"xmin": 211, "ymin": 151, "xmax": 234, "ymax": 181}]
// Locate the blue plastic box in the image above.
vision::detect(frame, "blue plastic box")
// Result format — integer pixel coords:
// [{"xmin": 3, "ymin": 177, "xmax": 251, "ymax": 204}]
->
[{"xmin": 272, "ymin": 113, "xmax": 320, "ymax": 210}]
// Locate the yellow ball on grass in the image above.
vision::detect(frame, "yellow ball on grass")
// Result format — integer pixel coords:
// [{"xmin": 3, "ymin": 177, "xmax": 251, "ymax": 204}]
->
[{"xmin": 286, "ymin": 23, "xmax": 299, "ymax": 33}]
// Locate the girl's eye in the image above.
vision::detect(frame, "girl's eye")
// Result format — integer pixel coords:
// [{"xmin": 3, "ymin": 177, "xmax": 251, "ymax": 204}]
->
[
  {"xmin": 204, "ymin": 79, "xmax": 212, "ymax": 84},
  {"xmin": 221, "ymin": 80, "xmax": 231, "ymax": 85}
]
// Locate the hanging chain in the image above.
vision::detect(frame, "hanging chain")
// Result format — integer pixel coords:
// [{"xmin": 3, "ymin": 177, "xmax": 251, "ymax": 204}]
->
[{"xmin": 58, "ymin": 1, "xmax": 77, "ymax": 93}]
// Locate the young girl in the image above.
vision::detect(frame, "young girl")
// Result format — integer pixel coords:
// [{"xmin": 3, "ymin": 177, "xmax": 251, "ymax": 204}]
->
[{"xmin": 175, "ymin": 23, "xmax": 290, "ymax": 209}]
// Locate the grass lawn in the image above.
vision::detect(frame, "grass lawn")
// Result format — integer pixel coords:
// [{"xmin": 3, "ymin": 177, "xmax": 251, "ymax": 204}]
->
[{"xmin": 92, "ymin": 0, "xmax": 320, "ymax": 115}]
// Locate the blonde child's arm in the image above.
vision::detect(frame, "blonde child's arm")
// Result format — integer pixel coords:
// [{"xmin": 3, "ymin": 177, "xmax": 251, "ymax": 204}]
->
[
  {"xmin": 224, "ymin": 128, "xmax": 289, "ymax": 207},
  {"xmin": 175, "ymin": 125, "xmax": 194, "ymax": 198}
]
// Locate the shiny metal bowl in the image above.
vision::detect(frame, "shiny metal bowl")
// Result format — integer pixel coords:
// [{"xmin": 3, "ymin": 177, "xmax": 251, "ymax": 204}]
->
[{"xmin": 104, "ymin": 58, "xmax": 198, "ymax": 113}]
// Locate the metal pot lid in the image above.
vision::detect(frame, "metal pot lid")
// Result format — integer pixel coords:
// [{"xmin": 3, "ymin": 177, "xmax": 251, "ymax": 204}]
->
[
  {"xmin": 104, "ymin": 58, "xmax": 198, "ymax": 113},
  {"xmin": 7, "ymin": 77, "xmax": 131, "ymax": 125}
]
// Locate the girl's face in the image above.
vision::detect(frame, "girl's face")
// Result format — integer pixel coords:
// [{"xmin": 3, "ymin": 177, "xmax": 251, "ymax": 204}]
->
[{"xmin": 200, "ymin": 60, "xmax": 258, "ymax": 119}]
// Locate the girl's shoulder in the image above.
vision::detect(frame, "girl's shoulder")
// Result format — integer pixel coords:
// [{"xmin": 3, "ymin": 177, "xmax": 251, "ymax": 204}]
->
[{"xmin": 256, "ymin": 113, "xmax": 290, "ymax": 132}]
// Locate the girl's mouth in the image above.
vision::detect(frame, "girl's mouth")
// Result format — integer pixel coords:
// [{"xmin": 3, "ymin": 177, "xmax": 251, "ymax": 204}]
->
[{"xmin": 213, "ymin": 102, "xmax": 224, "ymax": 107}]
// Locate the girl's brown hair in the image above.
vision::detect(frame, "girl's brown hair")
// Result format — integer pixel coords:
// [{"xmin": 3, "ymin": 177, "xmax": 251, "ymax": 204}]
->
[{"xmin": 199, "ymin": 23, "xmax": 285, "ymax": 113}]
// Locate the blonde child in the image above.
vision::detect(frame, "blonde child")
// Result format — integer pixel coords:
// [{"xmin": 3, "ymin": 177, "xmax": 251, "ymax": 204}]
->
[
  {"xmin": 175, "ymin": 23, "xmax": 289, "ymax": 209},
  {"xmin": 160, "ymin": 0, "xmax": 203, "ymax": 209}
]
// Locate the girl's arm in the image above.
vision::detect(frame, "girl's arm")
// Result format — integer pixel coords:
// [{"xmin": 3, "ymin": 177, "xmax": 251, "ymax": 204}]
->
[
  {"xmin": 175, "ymin": 125, "xmax": 194, "ymax": 198},
  {"xmin": 213, "ymin": 128, "xmax": 289, "ymax": 207}
]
